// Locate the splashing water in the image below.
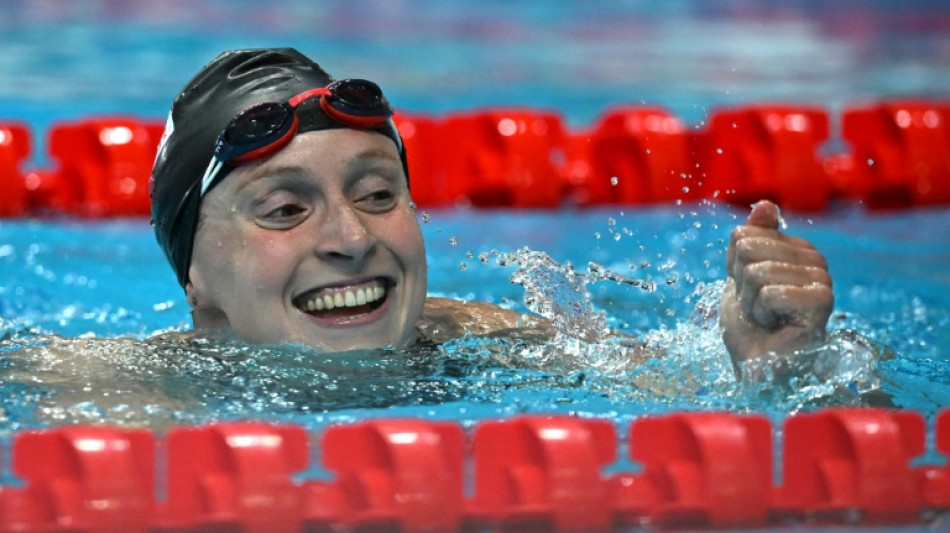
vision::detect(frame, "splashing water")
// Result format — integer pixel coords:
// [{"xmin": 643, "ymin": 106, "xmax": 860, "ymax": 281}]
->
[
  {"xmin": 498, "ymin": 248, "xmax": 611, "ymax": 343},
  {"xmin": 487, "ymin": 247, "xmax": 887, "ymax": 415}
]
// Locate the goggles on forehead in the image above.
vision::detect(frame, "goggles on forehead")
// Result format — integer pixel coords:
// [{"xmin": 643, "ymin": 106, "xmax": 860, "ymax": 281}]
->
[{"xmin": 199, "ymin": 78, "xmax": 396, "ymax": 196}]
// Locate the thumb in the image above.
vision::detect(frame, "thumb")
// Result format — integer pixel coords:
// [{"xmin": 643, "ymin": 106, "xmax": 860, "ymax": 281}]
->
[{"xmin": 747, "ymin": 200, "xmax": 782, "ymax": 230}]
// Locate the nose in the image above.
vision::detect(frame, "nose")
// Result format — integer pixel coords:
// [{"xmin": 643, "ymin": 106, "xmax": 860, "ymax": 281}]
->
[{"xmin": 314, "ymin": 201, "xmax": 378, "ymax": 264}]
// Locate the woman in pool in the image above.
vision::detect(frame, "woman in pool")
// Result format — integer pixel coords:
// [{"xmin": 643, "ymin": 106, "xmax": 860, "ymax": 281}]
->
[{"xmin": 150, "ymin": 47, "xmax": 833, "ymax": 369}]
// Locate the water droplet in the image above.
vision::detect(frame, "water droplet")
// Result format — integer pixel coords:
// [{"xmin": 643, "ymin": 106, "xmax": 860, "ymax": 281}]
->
[
  {"xmin": 479, "ymin": 252, "xmax": 491, "ymax": 263},
  {"xmin": 716, "ymin": 148, "xmax": 723, "ymax": 154},
  {"xmin": 449, "ymin": 237, "xmax": 458, "ymax": 246},
  {"xmin": 421, "ymin": 212, "xmax": 430, "ymax": 223},
  {"xmin": 459, "ymin": 262, "xmax": 467, "ymax": 271},
  {"xmin": 867, "ymin": 158, "xmax": 874, "ymax": 166},
  {"xmin": 610, "ymin": 176, "xmax": 619, "ymax": 186},
  {"xmin": 682, "ymin": 186, "xmax": 690, "ymax": 193},
  {"xmin": 607, "ymin": 217, "xmax": 616, "ymax": 226},
  {"xmin": 466, "ymin": 250, "xmax": 474, "ymax": 259}
]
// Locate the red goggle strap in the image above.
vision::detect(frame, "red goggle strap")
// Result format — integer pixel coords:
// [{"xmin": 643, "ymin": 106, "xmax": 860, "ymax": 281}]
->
[{"xmin": 288, "ymin": 87, "xmax": 331, "ymax": 108}]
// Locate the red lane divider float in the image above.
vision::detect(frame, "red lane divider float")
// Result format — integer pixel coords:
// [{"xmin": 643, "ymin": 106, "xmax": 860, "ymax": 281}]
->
[
  {"xmin": 158, "ymin": 423, "xmax": 309, "ymax": 533},
  {"xmin": 0, "ymin": 122, "xmax": 30, "ymax": 217},
  {"xmin": 838, "ymin": 101, "xmax": 950, "ymax": 208},
  {"xmin": 625, "ymin": 412, "xmax": 773, "ymax": 528},
  {"xmin": 0, "ymin": 409, "xmax": 948, "ymax": 532},
  {"xmin": 40, "ymin": 117, "xmax": 165, "ymax": 216},
  {"xmin": 568, "ymin": 107, "xmax": 696, "ymax": 206},
  {"xmin": 468, "ymin": 416, "xmax": 616, "ymax": 530},
  {"xmin": 315, "ymin": 419, "xmax": 464, "ymax": 531},
  {"xmin": 0, "ymin": 427, "xmax": 155, "ymax": 533},
  {"xmin": 1, "ymin": 99, "xmax": 949, "ymax": 217},
  {"xmin": 775, "ymin": 409, "xmax": 927, "ymax": 523},
  {"xmin": 696, "ymin": 105, "xmax": 831, "ymax": 211}
]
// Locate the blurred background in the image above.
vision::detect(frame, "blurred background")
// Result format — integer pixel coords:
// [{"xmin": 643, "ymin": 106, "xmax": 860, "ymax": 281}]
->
[{"xmin": 1, "ymin": 0, "xmax": 949, "ymax": 139}]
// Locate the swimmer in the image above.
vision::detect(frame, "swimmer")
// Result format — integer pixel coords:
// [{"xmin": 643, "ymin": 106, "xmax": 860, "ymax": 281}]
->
[{"xmin": 150, "ymin": 47, "xmax": 833, "ymax": 371}]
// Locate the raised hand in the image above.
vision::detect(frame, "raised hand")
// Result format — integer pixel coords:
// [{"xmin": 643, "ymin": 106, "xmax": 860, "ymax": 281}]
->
[{"xmin": 720, "ymin": 200, "xmax": 834, "ymax": 367}]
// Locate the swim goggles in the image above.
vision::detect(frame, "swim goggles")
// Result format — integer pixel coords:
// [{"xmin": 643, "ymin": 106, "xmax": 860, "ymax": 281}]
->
[{"xmin": 200, "ymin": 79, "xmax": 396, "ymax": 196}]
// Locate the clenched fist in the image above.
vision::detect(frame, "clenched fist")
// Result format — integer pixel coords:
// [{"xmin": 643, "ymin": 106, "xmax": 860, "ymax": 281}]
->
[{"xmin": 721, "ymin": 200, "xmax": 834, "ymax": 367}]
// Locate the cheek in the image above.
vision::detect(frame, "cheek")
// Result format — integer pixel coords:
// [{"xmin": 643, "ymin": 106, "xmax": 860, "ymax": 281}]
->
[
  {"xmin": 240, "ymin": 233, "xmax": 300, "ymax": 282},
  {"xmin": 386, "ymin": 212, "xmax": 427, "ymax": 269},
  {"xmin": 194, "ymin": 226, "xmax": 297, "ymax": 297}
]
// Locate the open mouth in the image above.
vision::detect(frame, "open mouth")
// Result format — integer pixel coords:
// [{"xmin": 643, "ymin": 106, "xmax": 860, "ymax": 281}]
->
[{"xmin": 293, "ymin": 278, "xmax": 390, "ymax": 324}]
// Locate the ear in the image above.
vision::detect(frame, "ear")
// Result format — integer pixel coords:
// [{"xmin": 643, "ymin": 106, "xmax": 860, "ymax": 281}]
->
[{"xmin": 185, "ymin": 271, "xmax": 230, "ymax": 330}]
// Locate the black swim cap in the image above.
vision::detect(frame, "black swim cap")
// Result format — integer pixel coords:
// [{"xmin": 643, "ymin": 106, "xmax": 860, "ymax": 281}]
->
[{"xmin": 150, "ymin": 47, "xmax": 407, "ymax": 288}]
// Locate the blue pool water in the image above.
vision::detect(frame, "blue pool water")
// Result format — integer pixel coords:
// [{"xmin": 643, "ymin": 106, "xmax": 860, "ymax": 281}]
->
[{"xmin": 0, "ymin": 0, "xmax": 948, "ymax": 437}]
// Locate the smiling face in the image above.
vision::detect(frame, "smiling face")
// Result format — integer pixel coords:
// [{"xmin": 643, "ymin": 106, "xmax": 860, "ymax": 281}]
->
[{"xmin": 186, "ymin": 128, "xmax": 427, "ymax": 351}]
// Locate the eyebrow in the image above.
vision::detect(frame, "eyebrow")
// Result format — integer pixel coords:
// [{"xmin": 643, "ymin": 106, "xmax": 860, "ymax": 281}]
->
[{"xmin": 342, "ymin": 148, "xmax": 402, "ymax": 169}]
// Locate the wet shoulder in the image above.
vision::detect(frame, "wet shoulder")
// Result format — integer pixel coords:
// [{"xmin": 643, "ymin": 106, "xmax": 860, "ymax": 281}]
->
[{"xmin": 416, "ymin": 297, "xmax": 554, "ymax": 344}]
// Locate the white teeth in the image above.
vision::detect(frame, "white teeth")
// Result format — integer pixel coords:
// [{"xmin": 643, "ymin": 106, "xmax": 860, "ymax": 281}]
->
[{"xmin": 301, "ymin": 280, "xmax": 388, "ymax": 313}]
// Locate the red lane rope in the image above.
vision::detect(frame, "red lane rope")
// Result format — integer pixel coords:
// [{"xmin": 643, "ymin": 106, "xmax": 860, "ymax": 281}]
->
[
  {"xmin": 1, "ymin": 100, "xmax": 948, "ymax": 217},
  {"xmin": 0, "ymin": 409, "xmax": 947, "ymax": 532}
]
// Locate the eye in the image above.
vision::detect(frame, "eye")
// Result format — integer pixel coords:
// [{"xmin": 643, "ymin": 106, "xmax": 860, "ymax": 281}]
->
[
  {"xmin": 258, "ymin": 202, "xmax": 308, "ymax": 229},
  {"xmin": 266, "ymin": 204, "xmax": 305, "ymax": 219},
  {"xmin": 356, "ymin": 188, "xmax": 398, "ymax": 212}
]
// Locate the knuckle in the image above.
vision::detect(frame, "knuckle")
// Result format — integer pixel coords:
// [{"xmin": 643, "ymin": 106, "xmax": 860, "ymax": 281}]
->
[
  {"xmin": 742, "ymin": 260, "xmax": 771, "ymax": 282},
  {"xmin": 734, "ymin": 237, "xmax": 759, "ymax": 257}
]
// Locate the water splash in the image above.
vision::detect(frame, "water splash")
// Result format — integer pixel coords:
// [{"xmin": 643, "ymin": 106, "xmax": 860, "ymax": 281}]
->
[
  {"xmin": 490, "ymin": 249, "xmax": 889, "ymax": 415},
  {"xmin": 587, "ymin": 261, "xmax": 656, "ymax": 292},
  {"xmin": 498, "ymin": 248, "xmax": 611, "ymax": 343},
  {"xmin": 737, "ymin": 329, "xmax": 885, "ymax": 413}
]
